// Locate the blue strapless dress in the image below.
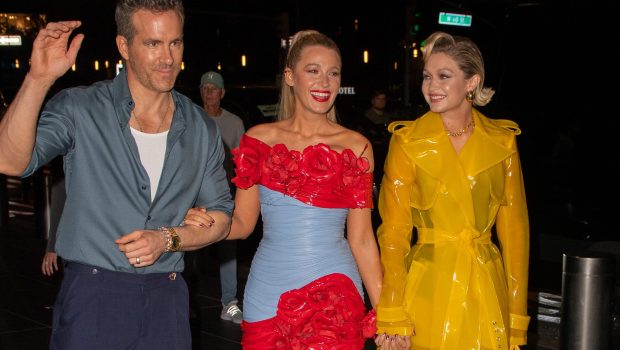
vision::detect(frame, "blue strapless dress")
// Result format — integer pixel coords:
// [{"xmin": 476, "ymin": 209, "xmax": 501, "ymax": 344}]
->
[{"xmin": 243, "ymin": 185, "xmax": 364, "ymax": 322}]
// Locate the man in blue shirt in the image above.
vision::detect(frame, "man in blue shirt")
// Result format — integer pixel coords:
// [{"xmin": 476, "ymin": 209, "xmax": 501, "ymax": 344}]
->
[{"xmin": 0, "ymin": 1, "xmax": 232, "ymax": 349}]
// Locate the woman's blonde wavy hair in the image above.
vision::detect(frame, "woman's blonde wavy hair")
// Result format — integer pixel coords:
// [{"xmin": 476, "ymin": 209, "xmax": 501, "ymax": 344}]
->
[
  {"xmin": 422, "ymin": 31, "xmax": 494, "ymax": 106},
  {"xmin": 277, "ymin": 30, "xmax": 341, "ymax": 122}
]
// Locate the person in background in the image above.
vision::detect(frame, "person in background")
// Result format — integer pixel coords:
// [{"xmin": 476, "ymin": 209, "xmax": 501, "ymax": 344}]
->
[
  {"xmin": 41, "ymin": 249, "xmax": 60, "ymax": 276},
  {"xmin": 358, "ymin": 89, "xmax": 396, "ymax": 229},
  {"xmin": 198, "ymin": 70, "xmax": 245, "ymax": 324},
  {"xmin": 375, "ymin": 31, "xmax": 530, "ymax": 349},
  {"xmin": 41, "ymin": 165, "xmax": 65, "ymax": 277},
  {"xmin": 360, "ymin": 89, "xmax": 395, "ymax": 148},
  {"xmin": 200, "ymin": 71, "xmax": 245, "ymax": 183},
  {"xmin": 185, "ymin": 29, "xmax": 391, "ymax": 349},
  {"xmin": 0, "ymin": 0, "xmax": 233, "ymax": 348},
  {"xmin": 364, "ymin": 89, "xmax": 393, "ymax": 128}
]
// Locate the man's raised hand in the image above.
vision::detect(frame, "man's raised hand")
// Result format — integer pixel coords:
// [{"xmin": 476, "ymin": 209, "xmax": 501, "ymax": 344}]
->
[{"xmin": 29, "ymin": 21, "xmax": 84, "ymax": 84}]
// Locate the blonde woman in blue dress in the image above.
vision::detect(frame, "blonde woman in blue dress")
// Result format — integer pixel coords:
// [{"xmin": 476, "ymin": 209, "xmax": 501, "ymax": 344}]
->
[{"xmin": 185, "ymin": 30, "xmax": 411, "ymax": 349}]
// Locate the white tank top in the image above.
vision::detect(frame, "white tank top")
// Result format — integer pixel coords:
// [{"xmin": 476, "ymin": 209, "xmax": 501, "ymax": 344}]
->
[{"xmin": 130, "ymin": 127, "xmax": 168, "ymax": 201}]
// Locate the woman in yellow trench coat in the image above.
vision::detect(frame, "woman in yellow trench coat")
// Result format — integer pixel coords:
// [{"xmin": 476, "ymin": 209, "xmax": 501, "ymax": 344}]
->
[{"xmin": 375, "ymin": 32, "xmax": 530, "ymax": 350}]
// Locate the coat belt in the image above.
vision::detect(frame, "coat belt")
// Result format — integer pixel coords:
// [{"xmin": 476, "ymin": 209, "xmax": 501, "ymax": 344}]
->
[{"xmin": 416, "ymin": 227, "xmax": 508, "ymax": 350}]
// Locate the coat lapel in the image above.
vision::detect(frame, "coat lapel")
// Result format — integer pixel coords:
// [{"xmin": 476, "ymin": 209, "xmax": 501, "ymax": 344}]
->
[
  {"xmin": 392, "ymin": 110, "xmax": 518, "ymax": 224},
  {"xmin": 460, "ymin": 109, "xmax": 517, "ymax": 177}
]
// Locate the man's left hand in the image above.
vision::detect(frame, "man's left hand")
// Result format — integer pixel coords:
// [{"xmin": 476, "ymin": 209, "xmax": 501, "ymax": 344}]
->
[{"xmin": 116, "ymin": 230, "xmax": 166, "ymax": 267}]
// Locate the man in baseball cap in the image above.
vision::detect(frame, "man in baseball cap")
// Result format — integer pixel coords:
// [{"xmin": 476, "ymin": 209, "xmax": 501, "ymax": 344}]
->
[
  {"xmin": 200, "ymin": 71, "xmax": 225, "ymax": 89},
  {"xmin": 187, "ymin": 70, "xmax": 245, "ymax": 324}
]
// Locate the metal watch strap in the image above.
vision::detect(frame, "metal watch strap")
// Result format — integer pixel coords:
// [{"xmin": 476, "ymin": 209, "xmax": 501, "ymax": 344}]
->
[{"xmin": 160, "ymin": 226, "xmax": 178, "ymax": 253}]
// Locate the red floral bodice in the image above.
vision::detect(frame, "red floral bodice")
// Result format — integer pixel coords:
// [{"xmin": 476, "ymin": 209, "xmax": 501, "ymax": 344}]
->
[{"xmin": 231, "ymin": 134, "xmax": 373, "ymax": 209}]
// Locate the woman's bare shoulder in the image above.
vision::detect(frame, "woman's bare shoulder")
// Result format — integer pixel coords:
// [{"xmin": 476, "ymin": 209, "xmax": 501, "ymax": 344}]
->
[
  {"xmin": 340, "ymin": 127, "xmax": 372, "ymax": 152},
  {"xmin": 328, "ymin": 126, "xmax": 374, "ymax": 164},
  {"xmin": 245, "ymin": 122, "xmax": 282, "ymax": 144}
]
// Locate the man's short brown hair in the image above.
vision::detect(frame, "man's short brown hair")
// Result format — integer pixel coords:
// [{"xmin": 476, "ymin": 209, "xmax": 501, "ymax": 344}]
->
[{"xmin": 115, "ymin": 0, "xmax": 184, "ymax": 43}]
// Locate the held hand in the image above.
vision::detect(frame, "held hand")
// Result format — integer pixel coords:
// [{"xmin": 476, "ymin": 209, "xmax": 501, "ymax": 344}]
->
[
  {"xmin": 183, "ymin": 207, "xmax": 215, "ymax": 228},
  {"xmin": 115, "ymin": 229, "xmax": 166, "ymax": 267},
  {"xmin": 41, "ymin": 252, "xmax": 59, "ymax": 276},
  {"xmin": 29, "ymin": 21, "xmax": 84, "ymax": 84},
  {"xmin": 375, "ymin": 333, "xmax": 411, "ymax": 350}
]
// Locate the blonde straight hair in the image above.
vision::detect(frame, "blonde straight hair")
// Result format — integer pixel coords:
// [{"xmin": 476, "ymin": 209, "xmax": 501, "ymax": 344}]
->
[{"xmin": 277, "ymin": 30, "xmax": 342, "ymax": 122}]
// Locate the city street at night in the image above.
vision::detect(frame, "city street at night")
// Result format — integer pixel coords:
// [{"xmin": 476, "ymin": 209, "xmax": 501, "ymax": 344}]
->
[{"xmin": 1, "ymin": 0, "xmax": 619, "ymax": 349}]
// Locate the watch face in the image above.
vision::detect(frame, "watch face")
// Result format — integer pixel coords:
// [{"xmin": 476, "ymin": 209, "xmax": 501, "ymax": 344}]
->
[{"xmin": 171, "ymin": 234, "xmax": 181, "ymax": 250}]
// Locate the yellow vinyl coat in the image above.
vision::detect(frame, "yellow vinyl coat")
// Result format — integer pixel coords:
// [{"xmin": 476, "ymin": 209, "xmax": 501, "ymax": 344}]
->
[{"xmin": 376, "ymin": 110, "xmax": 530, "ymax": 350}]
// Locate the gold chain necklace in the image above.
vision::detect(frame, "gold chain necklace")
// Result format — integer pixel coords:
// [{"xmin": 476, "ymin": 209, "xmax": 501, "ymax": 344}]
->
[
  {"xmin": 132, "ymin": 93, "xmax": 171, "ymax": 133},
  {"xmin": 445, "ymin": 119, "xmax": 475, "ymax": 137}
]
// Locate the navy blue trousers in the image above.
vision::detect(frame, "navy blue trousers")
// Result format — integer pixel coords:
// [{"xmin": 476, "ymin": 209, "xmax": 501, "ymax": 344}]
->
[{"xmin": 50, "ymin": 262, "xmax": 190, "ymax": 350}]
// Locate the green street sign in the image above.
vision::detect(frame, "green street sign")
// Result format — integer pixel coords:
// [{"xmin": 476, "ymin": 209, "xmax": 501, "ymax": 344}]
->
[{"xmin": 438, "ymin": 12, "xmax": 472, "ymax": 27}]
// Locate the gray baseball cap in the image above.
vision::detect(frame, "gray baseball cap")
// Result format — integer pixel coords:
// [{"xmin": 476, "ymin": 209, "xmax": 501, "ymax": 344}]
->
[{"xmin": 200, "ymin": 71, "xmax": 224, "ymax": 89}]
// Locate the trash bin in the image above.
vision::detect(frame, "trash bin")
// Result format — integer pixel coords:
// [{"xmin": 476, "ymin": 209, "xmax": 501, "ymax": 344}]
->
[{"xmin": 560, "ymin": 252, "xmax": 616, "ymax": 350}]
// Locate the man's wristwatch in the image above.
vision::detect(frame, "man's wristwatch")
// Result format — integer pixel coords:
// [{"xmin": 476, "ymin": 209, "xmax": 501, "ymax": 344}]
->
[{"xmin": 160, "ymin": 226, "xmax": 181, "ymax": 252}]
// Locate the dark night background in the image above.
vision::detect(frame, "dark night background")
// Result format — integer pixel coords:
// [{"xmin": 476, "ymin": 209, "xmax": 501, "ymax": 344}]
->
[
  {"xmin": 2, "ymin": 0, "xmax": 619, "ymax": 263},
  {"xmin": 1, "ymin": 0, "xmax": 619, "ymax": 349},
  {"xmin": 2, "ymin": 0, "xmax": 619, "ymax": 265}
]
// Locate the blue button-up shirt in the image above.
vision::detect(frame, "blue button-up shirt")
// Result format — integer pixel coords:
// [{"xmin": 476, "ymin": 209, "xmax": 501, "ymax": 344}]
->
[{"xmin": 23, "ymin": 69, "xmax": 233, "ymax": 273}]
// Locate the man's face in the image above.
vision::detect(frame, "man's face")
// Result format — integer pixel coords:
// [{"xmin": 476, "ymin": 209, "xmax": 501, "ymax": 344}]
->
[
  {"xmin": 371, "ymin": 94, "xmax": 387, "ymax": 111},
  {"xmin": 200, "ymin": 83, "xmax": 224, "ymax": 108},
  {"xmin": 117, "ymin": 9, "xmax": 184, "ymax": 93}
]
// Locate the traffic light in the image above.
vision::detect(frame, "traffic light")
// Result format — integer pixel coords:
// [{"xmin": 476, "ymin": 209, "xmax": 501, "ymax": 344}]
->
[{"xmin": 407, "ymin": 8, "xmax": 423, "ymax": 39}]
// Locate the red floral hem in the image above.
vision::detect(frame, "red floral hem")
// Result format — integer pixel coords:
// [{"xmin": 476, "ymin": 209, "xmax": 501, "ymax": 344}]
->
[{"xmin": 241, "ymin": 273, "xmax": 377, "ymax": 350}]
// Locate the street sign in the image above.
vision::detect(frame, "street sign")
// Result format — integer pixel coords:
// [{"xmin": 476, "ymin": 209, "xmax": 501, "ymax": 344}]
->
[{"xmin": 438, "ymin": 12, "xmax": 472, "ymax": 27}]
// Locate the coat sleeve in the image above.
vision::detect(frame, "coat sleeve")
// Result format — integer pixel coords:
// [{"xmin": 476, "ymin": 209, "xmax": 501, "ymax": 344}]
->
[
  {"xmin": 375, "ymin": 134, "xmax": 415, "ymax": 336},
  {"xmin": 495, "ymin": 138, "xmax": 531, "ymax": 347}
]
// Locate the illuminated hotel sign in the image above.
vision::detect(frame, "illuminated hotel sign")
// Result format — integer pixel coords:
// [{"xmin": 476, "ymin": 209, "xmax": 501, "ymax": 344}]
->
[
  {"xmin": 0, "ymin": 35, "xmax": 22, "ymax": 46},
  {"xmin": 339, "ymin": 86, "xmax": 356, "ymax": 95}
]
